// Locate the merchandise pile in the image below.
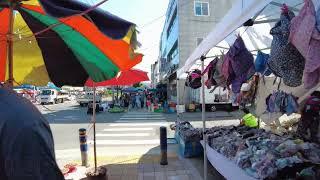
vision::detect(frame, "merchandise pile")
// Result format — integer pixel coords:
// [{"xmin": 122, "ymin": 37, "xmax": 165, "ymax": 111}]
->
[
  {"xmin": 206, "ymin": 126, "xmax": 320, "ymax": 179},
  {"xmin": 175, "ymin": 121, "xmax": 202, "ymax": 143}
]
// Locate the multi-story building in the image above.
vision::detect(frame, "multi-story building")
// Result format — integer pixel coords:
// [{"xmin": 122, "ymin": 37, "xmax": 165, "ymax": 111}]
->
[
  {"xmin": 157, "ymin": 0, "xmax": 235, "ymax": 104},
  {"xmin": 151, "ymin": 61, "xmax": 160, "ymax": 88}
]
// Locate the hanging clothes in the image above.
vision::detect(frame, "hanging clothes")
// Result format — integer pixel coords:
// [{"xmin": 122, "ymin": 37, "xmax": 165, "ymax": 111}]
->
[
  {"xmin": 289, "ymin": 0, "xmax": 320, "ymax": 89},
  {"xmin": 316, "ymin": 2, "xmax": 320, "ymax": 32},
  {"xmin": 202, "ymin": 56, "xmax": 228, "ymax": 91},
  {"xmin": 202, "ymin": 58, "xmax": 218, "ymax": 89},
  {"xmin": 185, "ymin": 69, "xmax": 202, "ymax": 89},
  {"xmin": 225, "ymin": 36, "xmax": 254, "ymax": 93},
  {"xmin": 265, "ymin": 91, "xmax": 299, "ymax": 115},
  {"xmin": 268, "ymin": 9, "xmax": 305, "ymax": 87},
  {"xmin": 254, "ymin": 51, "xmax": 272, "ymax": 76}
]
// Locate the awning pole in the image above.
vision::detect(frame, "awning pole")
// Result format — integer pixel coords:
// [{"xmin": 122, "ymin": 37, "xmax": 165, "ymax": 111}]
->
[
  {"xmin": 92, "ymin": 84, "xmax": 97, "ymax": 172},
  {"xmin": 201, "ymin": 56, "xmax": 207, "ymax": 180},
  {"xmin": 7, "ymin": 4, "xmax": 14, "ymax": 87},
  {"xmin": 176, "ymin": 78, "xmax": 180, "ymax": 122}
]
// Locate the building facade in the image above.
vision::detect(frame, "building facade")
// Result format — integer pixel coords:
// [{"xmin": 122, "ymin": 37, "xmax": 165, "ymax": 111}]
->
[{"xmin": 156, "ymin": 0, "xmax": 235, "ymax": 104}]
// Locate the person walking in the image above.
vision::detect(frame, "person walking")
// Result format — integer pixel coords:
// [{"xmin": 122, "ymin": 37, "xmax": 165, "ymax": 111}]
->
[
  {"xmin": 140, "ymin": 93, "xmax": 145, "ymax": 109},
  {"xmin": 136, "ymin": 93, "xmax": 142, "ymax": 109},
  {"xmin": 146, "ymin": 94, "xmax": 152, "ymax": 112},
  {"xmin": 130, "ymin": 93, "xmax": 136, "ymax": 109}
]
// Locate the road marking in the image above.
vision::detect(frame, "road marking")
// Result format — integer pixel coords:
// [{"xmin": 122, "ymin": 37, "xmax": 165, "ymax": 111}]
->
[
  {"xmin": 122, "ymin": 114, "xmax": 162, "ymax": 117},
  {"xmin": 115, "ymin": 120, "xmax": 166, "ymax": 123},
  {"xmin": 103, "ymin": 128, "xmax": 153, "ymax": 131},
  {"xmin": 96, "ymin": 133, "xmax": 151, "ymax": 137},
  {"xmin": 109, "ymin": 122, "xmax": 168, "ymax": 127},
  {"xmin": 88, "ymin": 139, "xmax": 159, "ymax": 145},
  {"xmin": 120, "ymin": 117, "xmax": 166, "ymax": 120}
]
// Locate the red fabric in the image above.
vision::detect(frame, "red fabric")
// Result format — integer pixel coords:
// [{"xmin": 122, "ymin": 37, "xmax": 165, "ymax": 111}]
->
[
  {"xmin": 0, "ymin": 8, "xmax": 10, "ymax": 82},
  {"xmin": 85, "ymin": 69, "xmax": 149, "ymax": 87}
]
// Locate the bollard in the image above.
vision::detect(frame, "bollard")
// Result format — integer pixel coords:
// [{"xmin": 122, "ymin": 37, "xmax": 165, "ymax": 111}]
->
[
  {"xmin": 160, "ymin": 126, "xmax": 168, "ymax": 165},
  {"xmin": 79, "ymin": 128, "xmax": 88, "ymax": 167}
]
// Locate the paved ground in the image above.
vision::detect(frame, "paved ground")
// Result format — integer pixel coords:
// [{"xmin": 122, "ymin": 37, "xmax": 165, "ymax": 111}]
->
[{"xmin": 37, "ymin": 100, "xmax": 240, "ymax": 179}]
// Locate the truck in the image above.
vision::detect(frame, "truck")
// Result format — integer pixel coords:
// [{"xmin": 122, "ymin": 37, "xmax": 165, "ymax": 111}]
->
[
  {"xmin": 198, "ymin": 86, "xmax": 234, "ymax": 112},
  {"xmin": 39, "ymin": 89, "xmax": 69, "ymax": 105},
  {"xmin": 76, "ymin": 91, "xmax": 102, "ymax": 107}
]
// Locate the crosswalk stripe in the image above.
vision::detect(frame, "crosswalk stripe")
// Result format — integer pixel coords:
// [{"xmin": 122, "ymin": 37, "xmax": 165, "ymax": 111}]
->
[
  {"xmin": 88, "ymin": 139, "xmax": 159, "ymax": 145},
  {"xmin": 122, "ymin": 114, "xmax": 162, "ymax": 116},
  {"xmin": 120, "ymin": 117, "xmax": 165, "ymax": 120},
  {"xmin": 96, "ymin": 133, "xmax": 151, "ymax": 137},
  {"xmin": 103, "ymin": 128, "xmax": 153, "ymax": 131},
  {"xmin": 115, "ymin": 120, "xmax": 165, "ymax": 123},
  {"xmin": 109, "ymin": 122, "xmax": 168, "ymax": 126}
]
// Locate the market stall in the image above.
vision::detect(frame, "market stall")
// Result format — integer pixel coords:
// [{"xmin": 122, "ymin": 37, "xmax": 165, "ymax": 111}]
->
[{"xmin": 177, "ymin": 0, "xmax": 320, "ymax": 179}]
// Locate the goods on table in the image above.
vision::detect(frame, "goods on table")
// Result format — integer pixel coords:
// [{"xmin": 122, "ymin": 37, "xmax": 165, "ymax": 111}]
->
[
  {"xmin": 174, "ymin": 121, "xmax": 203, "ymax": 157},
  {"xmin": 206, "ymin": 125, "xmax": 320, "ymax": 179}
]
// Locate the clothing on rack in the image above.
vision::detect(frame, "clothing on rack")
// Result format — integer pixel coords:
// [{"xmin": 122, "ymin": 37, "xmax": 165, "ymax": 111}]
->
[
  {"xmin": 268, "ymin": 9, "xmax": 305, "ymax": 87},
  {"xmin": 266, "ymin": 91, "xmax": 299, "ymax": 115},
  {"xmin": 289, "ymin": 0, "xmax": 320, "ymax": 89},
  {"xmin": 225, "ymin": 36, "xmax": 255, "ymax": 93}
]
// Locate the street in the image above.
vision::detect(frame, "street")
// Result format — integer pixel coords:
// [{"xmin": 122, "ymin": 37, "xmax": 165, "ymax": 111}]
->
[{"xmin": 37, "ymin": 100, "xmax": 239, "ymax": 169}]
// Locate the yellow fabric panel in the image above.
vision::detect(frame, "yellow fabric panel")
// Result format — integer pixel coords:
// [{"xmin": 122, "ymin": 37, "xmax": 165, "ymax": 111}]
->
[
  {"xmin": 123, "ymin": 26, "xmax": 133, "ymax": 44},
  {"xmin": 24, "ymin": 0, "xmax": 39, "ymax": 5},
  {"xmin": 8, "ymin": 11, "xmax": 50, "ymax": 86}
]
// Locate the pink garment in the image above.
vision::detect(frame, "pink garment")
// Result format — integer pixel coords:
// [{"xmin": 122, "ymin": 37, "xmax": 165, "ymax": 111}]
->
[{"xmin": 289, "ymin": 0, "xmax": 320, "ymax": 89}]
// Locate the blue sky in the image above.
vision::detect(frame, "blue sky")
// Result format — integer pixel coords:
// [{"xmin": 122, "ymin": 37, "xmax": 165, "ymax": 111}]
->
[{"xmin": 84, "ymin": 0, "xmax": 170, "ymax": 74}]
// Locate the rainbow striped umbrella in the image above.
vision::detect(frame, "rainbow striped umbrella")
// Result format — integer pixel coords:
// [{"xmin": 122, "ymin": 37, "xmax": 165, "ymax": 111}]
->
[{"xmin": 0, "ymin": 0, "xmax": 143, "ymax": 87}]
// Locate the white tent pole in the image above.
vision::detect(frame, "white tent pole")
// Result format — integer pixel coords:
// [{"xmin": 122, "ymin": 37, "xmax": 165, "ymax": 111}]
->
[
  {"xmin": 92, "ymin": 84, "xmax": 97, "ymax": 172},
  {"xmin": 201, "ymin": 57, "xmax": 207, "ymax": 180},
  {"xmin": 176, "ymin": 78, "xmax": 180, "ymax": 122}
]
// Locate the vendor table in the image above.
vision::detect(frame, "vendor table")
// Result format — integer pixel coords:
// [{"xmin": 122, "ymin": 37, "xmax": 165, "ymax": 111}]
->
[{"xmin": 200, "ymin": 141, "xmax": 256, "ymax": 180}]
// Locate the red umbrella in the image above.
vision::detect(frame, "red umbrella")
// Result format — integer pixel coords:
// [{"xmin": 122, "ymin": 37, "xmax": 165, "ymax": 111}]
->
[{"xmin": 85, "ymin": 69, "xmax": 149, "ymax": 87}]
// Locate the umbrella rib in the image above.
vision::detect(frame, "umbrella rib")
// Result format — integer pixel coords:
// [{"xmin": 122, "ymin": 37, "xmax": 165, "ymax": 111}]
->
[{"xmin": 23, "ymin": 0, "xmax": 109, "ymax": 38}]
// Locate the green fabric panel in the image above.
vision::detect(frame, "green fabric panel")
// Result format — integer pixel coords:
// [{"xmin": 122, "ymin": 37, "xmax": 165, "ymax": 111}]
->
[{"xmin": 21, "ymin": 8, "xmax": 119, "ymax": 82}]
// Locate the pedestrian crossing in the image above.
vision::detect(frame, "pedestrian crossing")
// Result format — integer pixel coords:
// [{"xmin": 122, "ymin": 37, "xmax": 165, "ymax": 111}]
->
[{"xmin": 88, "ymin": 111, "xmax": 168, "ymax": 146}]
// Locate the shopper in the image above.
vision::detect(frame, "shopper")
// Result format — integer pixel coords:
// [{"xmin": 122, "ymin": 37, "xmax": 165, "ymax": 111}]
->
[
  {"xmin": 240, "ymin": 108, "xmax": 258, "ymax": 128},
  {"xmin": 297, "ymin": 91, "xmax": 320, "ymax": 143},
  {"xmin": 0, "ymin": 86, "xmax": 64, "ymax": 180},
  {"xmin": 140, "ymin": 93, "xmax": 145, "ymax": 109},
  {"xmin": 135, "ymin": 93, "xmax": 141, "ymax": 109},
  {"xmin": 146, "ymin": 95, "xmax": 152, "ymax": 112},
  {"xmin": 130, "ymin": 93, "xmax": 136, "ymax": 109}
]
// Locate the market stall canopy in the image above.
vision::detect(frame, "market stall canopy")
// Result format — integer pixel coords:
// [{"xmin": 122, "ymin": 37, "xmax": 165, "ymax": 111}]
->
[
  {"xmin": 122, "ymin": 87, "xmax": 139, "ymax": 93},
  {"xmin": 177, "ymin": 0, "xmax": 320, "ymax": 113},
  {"xmin": 0, "ymin": 0, "xmax": 142, "ymax": 87},
  {"xmin": 177, "ymin": 0, "xmax": 312, "ymax": 78},
  {"xmin": 85, "ymin": 69, "xmax": 149, "ymax": 87}
]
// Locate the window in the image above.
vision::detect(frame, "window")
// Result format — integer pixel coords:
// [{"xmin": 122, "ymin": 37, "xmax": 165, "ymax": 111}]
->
[
  {"xmin": 196, "ymin": 38, "xmax": 203, "ymax": 46},
  {"xmin": 194, "ymin": 1, "xmax": 209, "ymax": 16},
  {"xmin": 167, "ymin": 41, "xmax": 178, "ymax": 63},
  {"xmin": 167, "ymin": 7, "xmax": 177, "ymax": 38}
]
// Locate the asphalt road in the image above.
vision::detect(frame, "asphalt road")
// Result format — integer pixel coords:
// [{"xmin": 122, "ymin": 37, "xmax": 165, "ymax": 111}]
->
[{"xmin": 36, "ymin": 100, "xmax": 239, "ymax": 166}]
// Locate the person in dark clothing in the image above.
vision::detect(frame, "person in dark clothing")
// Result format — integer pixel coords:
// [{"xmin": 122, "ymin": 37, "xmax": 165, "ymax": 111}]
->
[
  {"xmin": 297, "ymin": 91, "xmax": 320, "ymax": 144},
  {"xmin": 0, "ymin": 86, "xmax": 64, "ymax": 180}
]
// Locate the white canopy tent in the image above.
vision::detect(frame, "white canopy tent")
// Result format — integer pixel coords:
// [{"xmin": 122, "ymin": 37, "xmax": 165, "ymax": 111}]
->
[{"xmin": 176, "ymin": 0, "xmax": 320, "ymax": 179}]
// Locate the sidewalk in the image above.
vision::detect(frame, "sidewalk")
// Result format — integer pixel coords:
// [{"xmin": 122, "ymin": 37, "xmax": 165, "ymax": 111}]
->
[{"xmin": 60, "ymin": 145, "xmax": 203, "ymax": 180}]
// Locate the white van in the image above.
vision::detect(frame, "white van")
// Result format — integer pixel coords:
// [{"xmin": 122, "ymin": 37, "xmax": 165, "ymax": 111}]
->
[{"xmin": 39, "ymin": 89, "xmax": 69, "ymax": 105}]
